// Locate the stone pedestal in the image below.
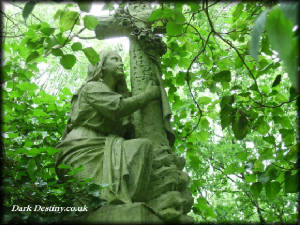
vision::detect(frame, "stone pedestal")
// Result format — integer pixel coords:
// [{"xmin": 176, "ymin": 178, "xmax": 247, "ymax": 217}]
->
[{"xmin": 85, "ymin": 203, "xmax": 163, "ymax": 224}]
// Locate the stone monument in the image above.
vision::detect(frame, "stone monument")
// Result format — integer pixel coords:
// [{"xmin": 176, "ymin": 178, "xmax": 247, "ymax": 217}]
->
[{"xmin": 55, "ymin": 3, "xmax": 193, "ymax": 224}]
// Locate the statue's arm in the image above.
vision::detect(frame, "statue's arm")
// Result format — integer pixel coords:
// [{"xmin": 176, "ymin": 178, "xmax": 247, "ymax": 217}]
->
[
  {"xmin": 118, "ymin": 86, "xmax": 161, "ymax": 118},
  {"xmin": 84, "ymin": 82, "xmax": 160, "ymax": 121}
]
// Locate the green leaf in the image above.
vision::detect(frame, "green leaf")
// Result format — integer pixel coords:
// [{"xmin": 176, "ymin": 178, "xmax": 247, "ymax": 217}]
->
[
  {"xmin": 46, "ymin": 147, "xmax": 60, "ymax": 156},
  {"xmin": 41, "ymin": 25, "xmax": 55, "ymax": 36},
  {"xmin": 71, "ymin": 42, "xmax": 82, "ymax": 51},
  {"xmin": 232, "ymin": 110, "xmax": 249, "ymax": 140},
  {"xmin": 200, "ymin": 117, "xmax": 209, "ymax": 129},
  {"xmin": 245, "ymin": 174, "xmax": 256, "ymax": 183},
  {"xmin": 236, "ymin": 151, "xmax": 247, "ymax": 161},
  {"xmin": 174, "ymin": 11, "xmax": 185, "ymax": 24},
  {"xmin": 82, "ymin": 47, "xmax": 99, "ymax": 65},
  {"xmin": 51, "ymin": 48, "xmax": 64, "ymax": 56},
  {"xmin": 255, "ymin": 116, "xmax": 270, "ymax": 135},
  {"xmin": 23, "ymin": 2, "xmax": 36, "ymax": 21},
  {"xmin": 284, "ymin": 172, "xmax": 299, "ymax": 193},
  {"xmin": 27, "ymin": 159, "xmax": 37, "ymax": 180},
  {"xmin": 253, "ymin": 160, "xmax": 264, "ymax": 172},
  {"xmin": 188, "ymin": 3, "xmax": 200, "ymax": 12},
  {"xmin": 279, "ymin": 129, "xmax": 295, "ymax": 146},
  {"xmin": 83, "ymin": 15, "xmax": 99, "ymax": 30},
  {"xmin": 213, "ymin": 70, "xmax": 231, "ymax": 82},
  {"xmin": 57, "ymin": 164, "xmax": 72, "ymax": 169},
  {"xmin": 17, "ymin": 82, "xmax": 38, "ymax": 91},
  {"xmin": 148, "ymin": 8, "xmax": 173, "ymax": 22},
  {"xmin": 77, "ymin": 2, "xmax": 92, "ymax": 12},
  {"xmin": 33, "ymin": 109, "xmax": 48, "ymax": 118},
  {"xmin": 166, "ymin": 21, "xmax": 183, "ymax": 36},
  {"xmin": 220, "ymin": 105, "xmax": 233, "ymax": 130},
  {"xmin": 198, "ymin": 96, "xmax": 211, "ymax": 105},
  {"xmin": 26, "ymin": 51, "xmax": 40, "ymax": 63},
  {"xmin": 59, "ymin": 10, "xmax": 79, "ymax": 32},
  {"xmin": 250, "ymin": 10, "xmax": 268, "ymax": 61},
  {"xmin": 60, "ymin": 54, "xmax": 76, "ymax": 69},
  {"xmin": 198, "ymin": 131, "xmax": 209, "ymax": 142},
  {"xmin": 250, "ymin": 182, "xmax": 263, "ymax": 198},
  {"xmin": 148, "ymin": 9, "xmax": 163, "ymax": 21},
  {"xmin": 233, "ymin": 3, "xmax": 244, "ymax": 18},
  {"xmin": 266, "ymin": 181, "xmax": 281, "ymax": 200},
  {"xmin": 220, "ymin": 95, "xmax": 234, "ymax": 109},
  {"xmin": 272, "ymin": 75, "xmax": 281, "ymax": 87},
  {"xmin": 259, "ymin": 148, "xmax": 273, "ymax": 160}
]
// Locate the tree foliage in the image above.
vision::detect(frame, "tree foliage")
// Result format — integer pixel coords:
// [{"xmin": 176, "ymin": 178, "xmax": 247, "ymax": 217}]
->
[{"xmin": 2, "ymin": 1, "xmax": 299, "ymax": 223}]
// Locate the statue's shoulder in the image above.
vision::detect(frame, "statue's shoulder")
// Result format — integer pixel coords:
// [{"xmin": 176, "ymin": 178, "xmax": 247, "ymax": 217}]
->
[{"xmin": 84, "ymin": 81, "xmax": 111, "ymax": 92}]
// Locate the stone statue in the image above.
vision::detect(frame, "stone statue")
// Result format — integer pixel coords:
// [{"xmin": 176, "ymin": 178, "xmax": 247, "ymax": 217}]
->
[
  {"xmin": 55, "ymin": 3, "xmax": 194, "ymax": 224},
  {"xmin": 55, "ymin": 49, "xmax": 160, "ymax": 203}
]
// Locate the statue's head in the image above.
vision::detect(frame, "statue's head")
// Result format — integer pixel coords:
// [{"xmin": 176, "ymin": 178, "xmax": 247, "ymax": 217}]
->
[{"xmin": 86, "ymin": 49, "xmax": 124, "ymax": 82}]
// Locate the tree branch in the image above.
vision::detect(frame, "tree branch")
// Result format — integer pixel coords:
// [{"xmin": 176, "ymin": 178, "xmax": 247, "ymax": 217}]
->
[
  {"xmin": 204, "ymin": 0, "xmax": 264, "ymax": 102},
  {"xmin": 183, "ymin": 31, "xmax": 213, "ymax": 138}
]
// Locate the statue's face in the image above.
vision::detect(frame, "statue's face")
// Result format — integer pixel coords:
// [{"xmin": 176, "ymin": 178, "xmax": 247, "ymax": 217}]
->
[{"xmin": 102, "ymin": 52, "xmax": 124, "ymax": 79}]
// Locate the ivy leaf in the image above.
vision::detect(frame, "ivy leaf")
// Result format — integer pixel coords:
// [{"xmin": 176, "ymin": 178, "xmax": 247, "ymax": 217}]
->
[
  {"xmin": 250, "ymin": 10, "xmax": 268, "ymax": 61},
  {"xmin": 272, "ymin": 75, "xmax": 281, "ymax": 87},
  {"xmin": 83, "ymin": 15, "xmax": 99, "ymax": 30},
  {"xmin": 71, "ymin": 42, "xmax": 82, "ymax": 51},
  {"xmin": 26, "ymin": 51, "xmax": 40, "ymax": 63},
  {"xmin": 23, "ymin": 2, "xmax": 36, "ymax": 21},
  {"xmin": 250, "ymin": 182, "xmax": 263, "ymax": 198},
  {"xmin": 60, "ymin": 54, "xmax": 76, "ymax": 69},
  {"xmin": 266, "ymin": 181, "xmax": 281, "ymax": 200},
  {"xmin": 82, "ymin": 47, "xmax": 99, "ymax": 65},
  {"xmin": 213, "ymin": 70, "xmax": 231, "ymax": 82},
  {"xmin": 166, "ymin": 21, "xmax": 183, "ymax": 36},
  {"xmin": 59, "ymin": 10, "xmax": 79, "ymax": 32},
  {"xmin": 232, "ymin": 110, "xmax": 249, "ymax": 140}
]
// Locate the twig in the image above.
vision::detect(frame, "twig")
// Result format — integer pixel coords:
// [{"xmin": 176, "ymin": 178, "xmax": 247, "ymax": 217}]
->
[
  {"xmin": 203, "ymin": 0, "xmax": 264, "ymax": 102},
  {"xmin": 250, "ymin": 96, "xmax": 298, "ymax": 108},
  {"xmin": 184, "ymin": 31, "xmax": 213, "ymax": 138},
  {"xmin": 9, "ymin": 2, "xmax": 42, "ymax": 22},
  {"xmin": 62, "ymin": 15, "xmax": 80, "ymax": 47}
]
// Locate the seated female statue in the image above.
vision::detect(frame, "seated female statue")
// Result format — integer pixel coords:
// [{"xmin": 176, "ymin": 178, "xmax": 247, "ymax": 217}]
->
[{"xmin": 55, "ymin": 49, "xmax": 160, "ymax": 205}]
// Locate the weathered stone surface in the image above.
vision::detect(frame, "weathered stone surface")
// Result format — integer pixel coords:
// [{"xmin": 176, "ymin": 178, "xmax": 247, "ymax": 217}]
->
[
  {"xmin": 55, "ymin": 3, "xmax": 194, "ymax": 224},
  {"xmin": 85, "ymin": 203, "xmax": 163, "ymax": 224}
]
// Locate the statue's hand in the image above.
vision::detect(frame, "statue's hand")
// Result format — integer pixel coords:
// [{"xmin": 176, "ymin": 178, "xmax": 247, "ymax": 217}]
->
[{"xmin": 145, "ymin": 82, "xmax": 160, "ymax": 100}]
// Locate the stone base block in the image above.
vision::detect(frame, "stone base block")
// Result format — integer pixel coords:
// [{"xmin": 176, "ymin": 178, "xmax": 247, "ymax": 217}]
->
[{"xmin": 85, "ymin": 203, "xmax": 163, "ymax": 224}]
